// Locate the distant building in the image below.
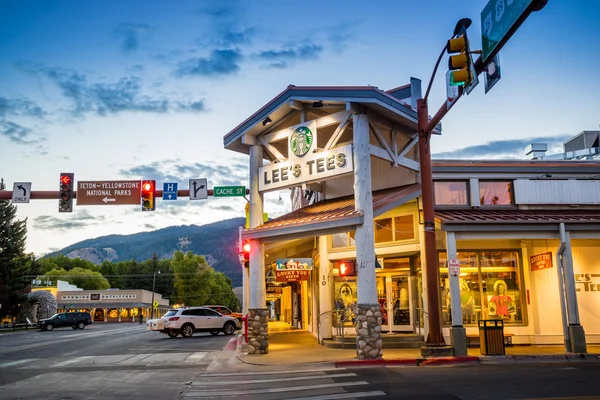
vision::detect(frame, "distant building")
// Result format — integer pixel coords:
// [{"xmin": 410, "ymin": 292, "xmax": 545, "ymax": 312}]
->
[{"xmin": 527, "ymin": 130, "xmax": 600, "ymax": 160}]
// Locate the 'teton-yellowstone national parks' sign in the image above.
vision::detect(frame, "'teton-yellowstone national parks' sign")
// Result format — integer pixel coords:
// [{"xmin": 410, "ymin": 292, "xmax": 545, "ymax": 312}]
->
[{"xmin": 258, "ymin": 120, "xmax": 353, "ymax": 192}]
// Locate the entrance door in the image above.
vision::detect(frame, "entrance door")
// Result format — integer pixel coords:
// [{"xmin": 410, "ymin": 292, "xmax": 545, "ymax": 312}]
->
[{"xmin": 382, "ymin": 273, "xmax": 412, "ymax": 332}]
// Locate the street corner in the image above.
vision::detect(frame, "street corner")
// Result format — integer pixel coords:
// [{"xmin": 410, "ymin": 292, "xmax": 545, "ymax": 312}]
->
[{"xmin": 223, "ymin": 336, "xmax": 238, "ymax": 351}]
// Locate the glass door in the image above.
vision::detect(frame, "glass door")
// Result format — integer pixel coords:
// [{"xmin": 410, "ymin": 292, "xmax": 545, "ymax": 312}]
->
[{"xmin": 389, "ymin": 274, "xmax": 412, "ymax": 331}]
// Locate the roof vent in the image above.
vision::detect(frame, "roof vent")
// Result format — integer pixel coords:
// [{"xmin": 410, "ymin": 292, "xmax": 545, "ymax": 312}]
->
[{"xmin": 525, "ymin": 143, "xmax": 548, "ymax": 160}]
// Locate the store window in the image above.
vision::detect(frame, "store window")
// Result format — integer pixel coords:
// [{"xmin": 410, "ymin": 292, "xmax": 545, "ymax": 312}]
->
[
  {"xmin": 394, "ymin": 215, "xmax": 415, "ymax": 241},
  {"xmin": 333, "ymin": 278, "xmax": 357, "ymax": 327},
  {"xmin": 375, "ymin": 218, "xmax": 393, "ymax": 243},
  {"xmin": 331, "ymin": 232, "xmax": 349, "ymax": 248},
  {"xmin": 434, "ymin": 181, "xmax": 468, "ymax": 206},
  {"xmin": 332, "ymin": 214, "xmax": 415, "ymax": 248},
  {"xmin": 438, "ymin": 250, "xmax": 525, "ymax": 326},
  {"xmin": 479, "ymin": 181, "xmax": 513, "ymax": 205}
]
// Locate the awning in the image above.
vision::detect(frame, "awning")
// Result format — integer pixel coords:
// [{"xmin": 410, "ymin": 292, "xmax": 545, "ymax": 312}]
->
[
  {"xmin": 57, "ymin": 302, "xmax": 166, "ymax": 309},
  {"xmin": 435, "ymin": 209, "xmax": 600, "ymax": 233},
  {"xmin": 243, "ymin": 183, "xmax": 421, "ymax": 241}
]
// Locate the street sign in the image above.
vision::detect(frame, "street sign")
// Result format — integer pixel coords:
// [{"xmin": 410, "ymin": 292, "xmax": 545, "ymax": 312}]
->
[
  {"xmin": 445, "ymin": 70, "xmax": 459, "ymax": 110},
  {"xmin": 214, "ymin": 186, "xmax": 245, "ymax": 197},
  {"xmin": 153, "ymin": 301, "xmax": 159, "ymax": 309},
  {"xmin": 12, "ymin": 182, "xmax": 31, "ymax": 203},
  {"xmin": 481, "ymin": 0, "xmax": 534, "ymax": 62},
  {"xmin": 485, "ymin": 53, "xmax": 502, "ymax": 94},
  {"xmin": 163, "ymin": 182, "xmax": 178, "ymax": 200},
  {"xmin": 189, "ymin": 178, "xmax": 207, "ymax": 200},
  {"xmin": 77, "ymin": 180, "xmax": 141, "ymax": 205},
  {"xmin": 449, "ymin": 258, "xmax": 460, "ymax": 276}
]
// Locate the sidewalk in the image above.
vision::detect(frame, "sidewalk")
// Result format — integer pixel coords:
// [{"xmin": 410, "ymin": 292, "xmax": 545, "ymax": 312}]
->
[{"xmin": 210, "ymin": 322, "xmax": 600, "ymax": 372}]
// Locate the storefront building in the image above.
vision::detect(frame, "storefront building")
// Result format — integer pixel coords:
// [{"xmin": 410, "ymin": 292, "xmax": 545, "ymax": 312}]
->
[
  {"xmin": 223, "ymin": 81, "xmax": 600, "ymax": 357},
  {"xmin": 57, "ymin": 289, "xmax": 170, "ymax": 322}
]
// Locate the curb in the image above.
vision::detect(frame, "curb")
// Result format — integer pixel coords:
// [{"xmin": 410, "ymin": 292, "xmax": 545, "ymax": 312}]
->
[
  {"xmin": 223, "ymin": 336, "xmax": 238, "ymax": 351},
  {"xmin": 335, "ymin": 356, "xmax": 479, "ymax": 368}
]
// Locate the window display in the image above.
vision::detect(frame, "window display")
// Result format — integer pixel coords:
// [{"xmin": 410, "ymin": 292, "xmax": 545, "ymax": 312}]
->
[
  {"xmin": 334, "ymin": 279, "xmax": 357, "ymax": 327},
  {"xmin": 479, "ymin": 181, "xmax": 513, "ymax": 205},
  {"xmin": 434, "ymin": 181, "xmax": 468, "ymax": 205},
  {"xmin": 439, "ymin": 250, "xmax": 525, "ymax": 325}
]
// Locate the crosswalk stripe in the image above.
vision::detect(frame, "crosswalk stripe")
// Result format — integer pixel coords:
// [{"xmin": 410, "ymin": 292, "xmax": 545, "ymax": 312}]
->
[
  {"xmin": 0, "ymin": 359, "xmax": 35, "ymax": 368},
  {"xmin": 183, "ymin": 381, "xmax": 369, "ymax": 397},
  {"xmin": 199, "ymin": 368, "xmax": 341, "ymax": 377},
  {"xmin": 287, "ymin": 391, "xmax": 388, "ymax": 400},
  {"xmin": 51, "ymin": 356, "xmax": 93, "ymax": 367},
  {"xmin": 192, "ymin": 372, "xmax": 356, "ymax": 386}
]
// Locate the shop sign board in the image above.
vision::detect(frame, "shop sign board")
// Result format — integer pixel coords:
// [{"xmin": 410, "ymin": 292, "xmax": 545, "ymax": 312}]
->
[
  {"xmin": 90, "ymin": 294, "xmax": 100, "ymax": 301},
  {"xmin": 259, "ymin": 119, "xmax": 353, "ymax": 192},
  {"xmin": 77, "ymin": 180, "xmax": 141, "ymax": 205},
  {"xmin": 276, "ymin": 258, "xmax": 313, "ymax": 271},
  {"xmin": 448, "ymin": 258, "xmax": 460, "ymax": 276},
  {"xmin": 276, "ymin": 270, "xmax": 310, "ymax": 282},
  {"xmin": 530, "ymin": 252, "xmax": 553, "ymax": 271}
]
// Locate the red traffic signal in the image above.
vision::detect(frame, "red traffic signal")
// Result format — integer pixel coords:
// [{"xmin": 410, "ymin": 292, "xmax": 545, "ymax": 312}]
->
[
  {"xmin": 337, "ymin": 261, "xmax": 356, "ymax": 277},
  {"xmin": 141, "ymin": 180, "xmax": 156, "ymax": 211},
  {"xmin": 59, "ymin": 173, "xmax": 74, "ymax": 213}
]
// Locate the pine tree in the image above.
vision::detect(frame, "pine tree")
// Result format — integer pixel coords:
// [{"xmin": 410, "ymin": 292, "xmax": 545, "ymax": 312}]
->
[{"xmin": 0, "ymin": 178, "xmax": 34, "ymax": 320}]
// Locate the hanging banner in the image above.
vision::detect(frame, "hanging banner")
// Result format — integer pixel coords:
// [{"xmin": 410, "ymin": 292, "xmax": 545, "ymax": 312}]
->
[{"xmin": 530, "ymin": 252, "xmax": 553, "ymax": 271}]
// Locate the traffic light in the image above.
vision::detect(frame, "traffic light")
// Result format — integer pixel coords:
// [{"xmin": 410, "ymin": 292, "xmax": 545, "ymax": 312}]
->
[
  {"xmin": 58, "ymin": 173, "xmax": 74, "ymax": 213},
  {"xmin": 337, "ymin": 260, "xmax": 356, "ymax": 277},
  {"xmin": 141, "ymin": 180, "xmax": 156, "ymax": 211},
  {"xmin": 242, "ymin": 240, "xmax": 250, "ymax": 268},
  {"xmin": 447, "ymin": 34, "xmax": 471, "ymax": 86}
]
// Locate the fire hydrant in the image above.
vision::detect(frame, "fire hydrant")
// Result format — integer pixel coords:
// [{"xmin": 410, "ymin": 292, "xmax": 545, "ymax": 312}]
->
[{"xmin": 241, "ymin": 314, "xmax": 249, "ymax": 343}]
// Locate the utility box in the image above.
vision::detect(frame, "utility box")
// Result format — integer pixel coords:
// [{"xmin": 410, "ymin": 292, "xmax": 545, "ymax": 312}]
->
[{"xmin": 479, "ymin": 319, "xmax": 505, "ymax": 356}]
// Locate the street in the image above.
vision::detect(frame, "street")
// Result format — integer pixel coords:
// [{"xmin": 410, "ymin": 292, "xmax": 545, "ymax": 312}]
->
[{"xmin": 2, "ymin": 325, "xmax": 600, "ymax": 399}]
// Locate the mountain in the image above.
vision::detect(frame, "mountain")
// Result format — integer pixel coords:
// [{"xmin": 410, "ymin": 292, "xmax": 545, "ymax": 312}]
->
[{"xmin": 46, "ymin": 218, "xmax": 246, "ymax": 287}]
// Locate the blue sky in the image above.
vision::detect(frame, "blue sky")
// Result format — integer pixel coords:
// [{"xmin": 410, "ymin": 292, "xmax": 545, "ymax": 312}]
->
[{"xmin": 1, "ymin": 0, "xmax": 599, "ymax": 257}]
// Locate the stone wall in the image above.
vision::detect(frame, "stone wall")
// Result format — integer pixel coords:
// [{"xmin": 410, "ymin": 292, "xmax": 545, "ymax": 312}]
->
[
  {"xmin": 247, "ymin": 308, "xmax": 269, "ymax": 355},
  {"xmin": 355, "ymin": 303, "xmax": 383, "ymax": 359}
]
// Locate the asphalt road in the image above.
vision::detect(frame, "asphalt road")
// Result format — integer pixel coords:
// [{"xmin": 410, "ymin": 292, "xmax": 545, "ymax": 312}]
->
[
  {"xmin": 2, "ymin": 325, "xmax": 600, "ymax": 400},
  {"xmin": 0, "ymin": 322, "xmax": 232, "ymax": 399}
]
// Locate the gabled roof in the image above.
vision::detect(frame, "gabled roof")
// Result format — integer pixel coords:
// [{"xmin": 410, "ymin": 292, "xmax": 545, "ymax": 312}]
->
[
  {"xmin": 242, "ymin": 183, "xmax": 421, "ymax": 241},
  {"xmin": 223, "ymin": 85, "xmax": 441, "ymax": 155}
]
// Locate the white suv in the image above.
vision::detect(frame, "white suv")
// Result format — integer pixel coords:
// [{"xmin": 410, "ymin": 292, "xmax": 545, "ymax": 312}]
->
[{"xmin": 161, "ymin": 307, "xmax": 240, "ymax": 338}]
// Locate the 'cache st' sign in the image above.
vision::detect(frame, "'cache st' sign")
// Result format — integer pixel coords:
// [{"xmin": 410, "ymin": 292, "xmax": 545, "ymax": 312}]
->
[{"xmin": 77, "ymin": 180, "xmax": 141, "ymax": 205}]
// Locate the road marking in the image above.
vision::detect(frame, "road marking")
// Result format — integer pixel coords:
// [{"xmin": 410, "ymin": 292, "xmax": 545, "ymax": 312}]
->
[
  {"xmin": 51, "ymin": 356, "xmax": 93, "ymax": 367},
  {"xmin": 183, "ymin": 381, "xmax": 369, "ymax": 397},
  {"xmin": 192, "ymin": 372, "xmax": 356, "ymax": 385},
  {"xmin": 0, "ymin": 359, "xmax": 35, "ymax": 368},
  {"xmin": 287, "ymin": 392, "xmax": 388, "ymax": 400},
  {"xmin": 199, "ymin": 368, "xmax": 341, "ymax": 377}
]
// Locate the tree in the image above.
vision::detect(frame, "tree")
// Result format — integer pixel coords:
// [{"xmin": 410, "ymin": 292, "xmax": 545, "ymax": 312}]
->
[
  {"xmin": 41, "ymin": 267, "xmax": 110, "ymax": 290},
  {"xmin": 0, "ymin": 178, "xmax": 37, "ymax": 319}
]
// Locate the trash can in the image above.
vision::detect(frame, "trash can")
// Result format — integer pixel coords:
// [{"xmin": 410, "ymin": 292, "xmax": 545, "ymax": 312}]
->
[{"xmin": 478, "ymin": 319, "xmax": 505, "ymax": 356}]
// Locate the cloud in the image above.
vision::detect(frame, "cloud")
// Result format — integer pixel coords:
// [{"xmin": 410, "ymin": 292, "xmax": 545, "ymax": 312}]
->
[
  {"xmin": 144, "ymin": 223, "xmax": 157, "ymax": 230},
  {"xmin": 175, "ymin": 49, "xmax": 243, "ymax": 77},
  {"xmin": 432, "ymin": 135, "xmax": 572, "ymax": 159},
  {"xmin": 197, "ymin": 0, "xmax": 240, "ymax": 18},
  {"xmin": 17, "ymin": 62, "xmax": 206, "ymax": 116},
  {"xmin": 113, "ymin": 23, "xmax": 154, "ymax": 53},
  {"xmin": 0, "ymin": 97, "xmax": 45, "ymax": 118},
  {"xmin": 0, "ymin": 120, "xmax": 47, "ymax": 155},
  {"xmin": 32, "ymin": 210, "xmax": 99, "ymax": 231},
  {"xmin": 254, "ymin": 44, "xmax": 323, "ymax": 69},
  {"xmin": 197, "ymin": 27, "xmax": 256, "ymax": 48}
]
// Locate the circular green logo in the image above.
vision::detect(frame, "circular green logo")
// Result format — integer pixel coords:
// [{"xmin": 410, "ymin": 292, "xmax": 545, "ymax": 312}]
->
[{"xmin": 290, "ymin": 126, "xmax": 313, "ymax": 156}]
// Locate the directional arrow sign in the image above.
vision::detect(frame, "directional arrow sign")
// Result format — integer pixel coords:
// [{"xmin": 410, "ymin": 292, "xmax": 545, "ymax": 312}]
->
[
  {"xmin": 12, "ymin": 182, "xmax": 32, "ymax": 203},
  {"xmin": 77, "ymin": 181, "xmax": 141, "ymax": 205},
  {"xmin": 189, "ymin": 178, "xmax": 208, "ymax": 200}
]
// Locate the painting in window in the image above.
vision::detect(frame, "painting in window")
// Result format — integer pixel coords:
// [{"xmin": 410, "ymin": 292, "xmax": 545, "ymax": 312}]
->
[
  {"xmin": 480, "ymin": 181, "xmax": 512, "ymax": 205},
  {"xmin": 434, "ymin": 181, "xmax": 468, "ymax": 206}
]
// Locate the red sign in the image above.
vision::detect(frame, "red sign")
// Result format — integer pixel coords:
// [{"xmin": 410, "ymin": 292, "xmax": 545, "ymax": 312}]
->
[
  {"xmin": 530, "ymin": 252, "xmax": 553, "ymax": 271},
  {"xmin": 275, "ymin": 270, "xmax": 310, "ymax": 282},
  {"xmin": 77, "ymin": 181, "xmax": 141, "ymax": 205}
]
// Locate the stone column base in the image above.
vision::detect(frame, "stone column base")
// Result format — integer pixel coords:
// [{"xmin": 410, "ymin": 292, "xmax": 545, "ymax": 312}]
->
[
  {"xmin": 569, "ymin": 325, "xmax": 587, "ymax": 353},
  {"xmin": 450, "ymin": 326, "xmax": 467, "ymax": 357},
  {"xmin": 247, "ymin": 308, "xmax": 269, "ymax": 355},
  {"xmin": 355, "ymin": 304, "xmax": 383, "ymax": 360}
]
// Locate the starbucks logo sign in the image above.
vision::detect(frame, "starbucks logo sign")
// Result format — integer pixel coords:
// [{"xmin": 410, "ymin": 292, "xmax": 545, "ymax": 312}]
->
[{"xmin": 290, "ymin": 126, "xmax": 313, "ymax": 156}]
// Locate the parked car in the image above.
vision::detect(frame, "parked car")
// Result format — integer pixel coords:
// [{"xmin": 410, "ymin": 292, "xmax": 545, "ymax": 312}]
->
[
  {"xmin": 204, "ymin": 305, "xmax": 243, "ymax": 322},
  {"xmin": 38, "ymin": 312, "xmax": 93, "ymax": 331},
  {"xmin": 160, "ymin": 307, "xmax": 240, "ymax": 338}
]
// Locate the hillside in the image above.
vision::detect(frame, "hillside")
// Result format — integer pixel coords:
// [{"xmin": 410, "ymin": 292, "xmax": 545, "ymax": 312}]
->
[{"xmin": 46, "ymin": 218, "xmax": 246, "ymax": 287}]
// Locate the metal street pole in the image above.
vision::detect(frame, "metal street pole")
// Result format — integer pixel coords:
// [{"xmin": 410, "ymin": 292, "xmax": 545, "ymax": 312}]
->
[
  {"xmin": 151, "ymin": 270, "xmax": 160, "ymax": 319},
  {"xmin": 417, "ymin": 98, "xmax": 445, "ymax": 346}
]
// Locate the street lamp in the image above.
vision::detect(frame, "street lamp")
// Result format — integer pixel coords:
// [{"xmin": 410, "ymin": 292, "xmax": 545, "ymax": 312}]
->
[{"xmin": 151, "ymin": 270, "xmax": 161, "ymax": 319}]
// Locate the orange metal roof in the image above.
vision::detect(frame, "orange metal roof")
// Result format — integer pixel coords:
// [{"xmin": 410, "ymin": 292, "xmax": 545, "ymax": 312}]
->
[
  {"xmin": 252, "ymin": 183, "xmax": 421, "ymax": 232},
  {"xmin": 435, "ymin": 209, "xmax": 600, "ymax": 223}
]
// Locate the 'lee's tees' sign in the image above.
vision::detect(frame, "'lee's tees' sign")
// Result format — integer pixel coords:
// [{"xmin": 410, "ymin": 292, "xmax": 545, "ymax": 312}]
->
[{"xmin": 77, "ymin": 181, "xmax": 141, "ymax": 205}]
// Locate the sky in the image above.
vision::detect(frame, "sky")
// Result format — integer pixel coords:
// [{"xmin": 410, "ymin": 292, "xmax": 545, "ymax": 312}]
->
[{"xmin": 1, "ymin": 0, "xmax": 599, "ymax": 257}]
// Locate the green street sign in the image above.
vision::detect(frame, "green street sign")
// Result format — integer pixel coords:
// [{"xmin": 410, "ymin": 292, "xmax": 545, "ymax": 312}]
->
[
  {"xmin": 214, "ymin": 186, "xmax": 246, "ymax": 197},
  {"xmin": 481, "ymin": 0, "xmax": 533, "ymax": 62}
]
